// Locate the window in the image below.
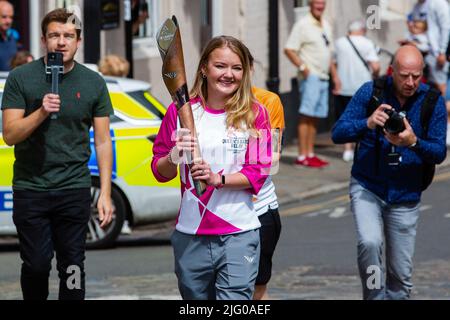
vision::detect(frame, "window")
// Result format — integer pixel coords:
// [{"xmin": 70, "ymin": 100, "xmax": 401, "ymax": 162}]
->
[
  {"xmin": 127, "ymin": 90, "xmax": 166, "ymax": 120},
  {"xmin": 0, "ymin": 99, "xmax": 2, "ymax": 131},
  {"xmin": 56, "ymin": 0, "xmax": 81, "ymax": 11},
  {"xmin": 200, "ymin": 0, "xmax": 212, "ymax": 50},
  {"xmin": 294, "ymin": 0, "xmax": 309, "ymax": 20},
  {"xmin": 133, "ymin": 0, "xmax": 159, "ymax": 41},
  {"xmin": 294, "ymin": 0, "xmax": 309, "ymax": 7}
]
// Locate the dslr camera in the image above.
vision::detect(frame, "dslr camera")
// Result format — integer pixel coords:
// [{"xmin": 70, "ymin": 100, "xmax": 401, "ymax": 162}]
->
[{"xmin": 383, "ymin": 108, "xmax": 406, "ymax": 134}]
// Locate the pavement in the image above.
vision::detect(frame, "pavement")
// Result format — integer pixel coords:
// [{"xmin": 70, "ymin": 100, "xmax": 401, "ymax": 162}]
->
[{"xmin": 275, "ymin": 132, "xmax": 450, "ymax": 208}]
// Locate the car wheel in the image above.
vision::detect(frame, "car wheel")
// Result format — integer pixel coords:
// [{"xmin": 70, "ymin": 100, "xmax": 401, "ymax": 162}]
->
[{"xmin": 86, "ymin": 179, "xmax": 125, "ymax": 249}]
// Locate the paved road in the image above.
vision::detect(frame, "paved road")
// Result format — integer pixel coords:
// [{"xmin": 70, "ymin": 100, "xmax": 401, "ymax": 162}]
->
[{"xmin": 1, "ymin": 168, "xmax": 449, "ymax": 300}]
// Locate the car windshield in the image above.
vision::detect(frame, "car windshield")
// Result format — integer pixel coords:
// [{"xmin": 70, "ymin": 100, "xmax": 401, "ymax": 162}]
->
[
  {"xmin": 127, "ymin": 90, "xmax": 166, "ymax": 120},
  {"xmin": 110, "ymin": 114, "xmax": 123, "ymax": 123},
  {"xmin": 0, "ymin": 92, "xmax": 2, "ymax": 131}
]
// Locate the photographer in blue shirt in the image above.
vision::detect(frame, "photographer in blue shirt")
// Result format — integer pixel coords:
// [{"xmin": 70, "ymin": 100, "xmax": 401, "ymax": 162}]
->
[{"xmin": 332, "ymin": 45, "xmax": 447, "ymax": 300}]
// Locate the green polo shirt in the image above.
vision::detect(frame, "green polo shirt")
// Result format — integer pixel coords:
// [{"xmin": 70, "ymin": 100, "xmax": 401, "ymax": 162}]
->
[{"xmin": 1, "ymin": 58, "xmax": 113, "ymax": 191}]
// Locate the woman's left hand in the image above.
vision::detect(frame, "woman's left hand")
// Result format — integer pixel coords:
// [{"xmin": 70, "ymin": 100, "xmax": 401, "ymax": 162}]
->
[{"xmin": 191, "ymin": 160, "xmax": 221, "ymax": 187}]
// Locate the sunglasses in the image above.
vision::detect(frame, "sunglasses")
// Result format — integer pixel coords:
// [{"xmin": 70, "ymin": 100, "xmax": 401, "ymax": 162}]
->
[{"xmin": 322, "ymin": 33, "xmax": 330, "ymax": 47}]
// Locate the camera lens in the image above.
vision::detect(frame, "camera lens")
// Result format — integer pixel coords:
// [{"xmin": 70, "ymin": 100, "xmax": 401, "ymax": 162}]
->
[{"xmin": 384, "ymin": 110, "xmax": 405, "ymax": 134}]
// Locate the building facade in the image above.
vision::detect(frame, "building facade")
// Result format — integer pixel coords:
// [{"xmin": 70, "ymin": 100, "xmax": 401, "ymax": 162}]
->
[{"xmin": 15, "ymin": 0, "xmax": 423, "ymax": 139}]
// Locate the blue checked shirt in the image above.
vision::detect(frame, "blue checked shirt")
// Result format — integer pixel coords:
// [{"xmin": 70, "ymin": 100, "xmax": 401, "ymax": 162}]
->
[{"xmin": 332, "ymin": 77, "xmax": 447, "ymax": 204}]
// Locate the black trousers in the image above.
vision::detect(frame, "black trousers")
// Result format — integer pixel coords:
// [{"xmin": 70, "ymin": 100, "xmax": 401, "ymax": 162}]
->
[{"xmin": 12, "ymin": 188, "xmax": 91, "ymax": 300}]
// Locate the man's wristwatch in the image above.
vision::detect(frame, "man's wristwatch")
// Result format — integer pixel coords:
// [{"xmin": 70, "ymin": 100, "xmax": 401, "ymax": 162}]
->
[
  {"xmin": 408, "ymin": 138, "xmax": 419, "ymax": 150},
  {"xmin": 299, "ymin": 63, "xmax": 307, "ymax": 72}
]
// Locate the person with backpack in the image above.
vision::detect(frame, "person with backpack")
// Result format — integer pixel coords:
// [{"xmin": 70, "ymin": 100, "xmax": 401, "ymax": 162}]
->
[{"xmin": 332, "ymin": 45, "xmax": 447, "ymax": 300}]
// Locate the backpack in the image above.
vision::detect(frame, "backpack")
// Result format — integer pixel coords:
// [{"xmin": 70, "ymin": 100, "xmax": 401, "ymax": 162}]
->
[{"xmin": 363, "ymin": 77, "xmax": 440, "ymax": 191}]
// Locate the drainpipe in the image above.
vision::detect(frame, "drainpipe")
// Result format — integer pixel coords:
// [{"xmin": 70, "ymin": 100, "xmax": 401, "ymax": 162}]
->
[
  {"xmin": 212, "ymin": 0, "xmax": 222, "ymax": 37},
  {"xmin": 124, "ymin": 0, "xmax": 134, "ymax": 78},
  {"xmin": 266, "ymin": 0, "xmax": 279, "ymax": 94},
  {"xmin": 29, "ymin": 0, "xmax": 40, "ymax": 59},
  {"xmin": 83, "ymin": 1, "xmax": 101, "ymax": 64}
]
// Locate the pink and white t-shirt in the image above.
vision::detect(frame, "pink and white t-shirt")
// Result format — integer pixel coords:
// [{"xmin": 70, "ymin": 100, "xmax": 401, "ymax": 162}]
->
[{"xmin": 151, "ymin": 97, "xmax": 272, "ymax": 236}]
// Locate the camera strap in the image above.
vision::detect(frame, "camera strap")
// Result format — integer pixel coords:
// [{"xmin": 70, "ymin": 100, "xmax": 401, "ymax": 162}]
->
[
  {"xmin": 420, "ymin": 88, "xmax": 440, "ymax": 137},
  {"xmin": 362, "ymin": 77, "xmax": 387, "ymax": 175},
  {"xmin": 419, "ymin": 88, "xmax": 440, "ymax": 190},
  {"xmin": 346, "ymin": 36, "xmax": 371, "ymax": 73}
]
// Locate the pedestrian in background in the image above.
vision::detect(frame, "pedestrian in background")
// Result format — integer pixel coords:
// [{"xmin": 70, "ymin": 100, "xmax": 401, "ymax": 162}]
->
[
  {"xmin": 10, "ymin": 50, "xmax": 34, "ymax": 69},
  {"xmin": 284, "ymin": 0, "xmax": 340, "ymax": 168},
  {"xmin": 409, "ymin": 0, "xmax": 450, "ymax": 95},
  {"xmin": 408, "ymin": 0, "xmax": 450, "ymax": 144},
  {"xmin": 98, "ymin": 54, "xmax": 130, "ymax": 77},
  {"xmin": 151, "ymin": 36, "xmax": 271, "ymax": 300},
  {"xmin": 1, "ymin": 8, "xmax": 114, "ymax": 300},
  {"xmin": 0, "ymin": 1, "xmax": 17, "ymax": 71},
  {"xmin": 333, "ymin": 19, "xmax": 380, "ymax": 162},
  {"xmin": 332, "ymin": 46, "xmax": 447, "ymax": 299},
  {"xmin": 247, "ymin": 52, "xmax": 284, "ymax": 300},
  {"xmin": 446, "ymin": 33, "xmax": 450, "ymax": 146}
]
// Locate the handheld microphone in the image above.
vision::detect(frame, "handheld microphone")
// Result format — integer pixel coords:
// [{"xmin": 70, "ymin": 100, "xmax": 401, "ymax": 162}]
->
[{"xmin": 45, "ymin": 52, "xmax": 64, "ymax": 120}]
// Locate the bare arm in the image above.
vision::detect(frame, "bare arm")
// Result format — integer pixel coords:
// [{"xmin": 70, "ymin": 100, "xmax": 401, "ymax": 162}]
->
[
  {"xmin": 284, "ymin": 48, "xmax": 302, "ymax": 68},
  {"xmin": 93, "ymin": 116, "xmax": 113, "ymax": 228},
  {"xmin": 155, "ymin": 128, "xmax": 195, "ymax": 180},
  {"xmin": 156, "ymin": 154, "xmax": 178, "ymax": 180},
  {"xmin": 2, "ymin": 94, "xmax": 60, "ymax": 146},
  {"xmin": 330, "ymin": 60, "xmax": 341, "ymax": 95},
  {"xmin": 370, "ymin": 61, "xmax": 381, "ymax": 78},
  {"xmin": 284, "ymin": 48, "xmax": 309, "ymax": 78},
  {"xmin": 191, "ymin": 162, "xmax": 251, "ymax": 189}
]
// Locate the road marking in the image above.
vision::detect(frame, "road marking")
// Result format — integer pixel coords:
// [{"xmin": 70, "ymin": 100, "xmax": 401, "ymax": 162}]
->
[
  {"xmin": 281, "ymin": 195, "xmax": 349, "ymax": 217},
  {"xmin": 419, "ymin": 205, "xmax": 432, "ymax": 212},
  {"xmin": 329, "ymin": 207, "xmax": 347, "ymax": 219},
  {"xmin": 280, "ymin": 168, "xmax": 450, "ymax": 219},
  {"xmin": 305, "ymin": 209, "xmax": 330, "ymax": 218}
]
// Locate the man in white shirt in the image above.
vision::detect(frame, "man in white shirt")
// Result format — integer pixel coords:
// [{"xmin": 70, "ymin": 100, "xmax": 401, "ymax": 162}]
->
[
  {"xmin": 333, "ymin": 19, "xmax": 380, "ymax": 162},
  {"xmin": 284, "ymin": 0, "xmax": 340, "ymax": 168}
]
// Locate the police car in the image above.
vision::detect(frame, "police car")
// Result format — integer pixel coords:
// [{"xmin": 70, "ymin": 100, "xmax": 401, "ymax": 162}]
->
[{"xmin": 0, "ymin": 71, "xmax": 180, "ymax": 249}]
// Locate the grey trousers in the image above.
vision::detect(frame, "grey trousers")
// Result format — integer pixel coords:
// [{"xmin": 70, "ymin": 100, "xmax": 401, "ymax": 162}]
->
[
  {"xmin": 171, "ymin": 229, "xmax": 260, "ymax": 300},
  {"xmin": 350, "ymin": 178, "xmax": 420, "ymax": 300}
]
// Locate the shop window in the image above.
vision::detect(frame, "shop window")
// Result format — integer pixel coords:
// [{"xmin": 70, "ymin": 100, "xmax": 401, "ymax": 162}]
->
[{"xmin": 132, "ymin": 0, "xmax": 158, "ymax": 40}]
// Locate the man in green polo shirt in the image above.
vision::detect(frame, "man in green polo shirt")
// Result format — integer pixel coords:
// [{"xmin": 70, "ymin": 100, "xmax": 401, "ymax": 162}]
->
[{"xmin": 1, "ymin": 8, "xmax": 113, "ymax": 300}]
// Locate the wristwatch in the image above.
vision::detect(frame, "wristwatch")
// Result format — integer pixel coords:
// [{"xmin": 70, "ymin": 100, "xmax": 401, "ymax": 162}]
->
[
  {"xmin": 215, "ymin": 173, "xmax": 225, "ymax": 189},
  {"xmin": 408, "ymin": 138, "xmax": 420, "ymax": 150},
  {"xmin": 299, "ymin": 63, "xmax": 307, "ymax": 72}
]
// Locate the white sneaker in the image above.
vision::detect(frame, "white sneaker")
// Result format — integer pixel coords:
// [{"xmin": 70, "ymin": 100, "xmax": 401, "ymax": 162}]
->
[
  {"xmin": 447, "ymin": 126, "xmax": 450, "ymax": 147},
  {"xmin": 342, "ymin": 150, "xmax": 354, "ymax": 162},
  {"xmin": 121, "ymin": 220, "xmax": 132, "ymax": 235}
]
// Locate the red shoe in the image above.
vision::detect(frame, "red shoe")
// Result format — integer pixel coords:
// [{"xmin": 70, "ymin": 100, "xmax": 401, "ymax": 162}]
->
[
  {"xmin": 308, "ymin": 155, "xmax": 329, "ymax": 167},
  {"xmin": 295, "ymin": 158, "xmax": 326, "ymax": 168}
]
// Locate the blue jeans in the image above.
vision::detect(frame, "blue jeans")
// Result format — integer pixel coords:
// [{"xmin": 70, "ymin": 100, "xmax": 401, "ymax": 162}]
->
[{"xmin": 349, "ymin": 178, "xmax": 420, "ymax": 300}]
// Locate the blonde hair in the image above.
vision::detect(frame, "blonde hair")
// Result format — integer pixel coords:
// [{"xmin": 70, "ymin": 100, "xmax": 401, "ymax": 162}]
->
[
  {"xmin": 190, "ymin": 36, "xmax": 258, "ymax": 131},
  {"xmin": 98, "ymin": 54, "xmax": 130, "ymax": 77}
]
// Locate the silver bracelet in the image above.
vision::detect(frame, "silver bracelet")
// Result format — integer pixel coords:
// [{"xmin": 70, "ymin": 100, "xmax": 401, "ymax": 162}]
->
[{"xmin": 167, "ymin": 147, "xmax": 176, "ymax": 165}]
